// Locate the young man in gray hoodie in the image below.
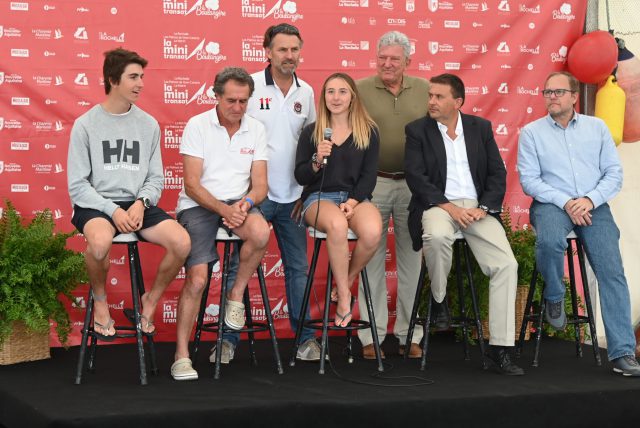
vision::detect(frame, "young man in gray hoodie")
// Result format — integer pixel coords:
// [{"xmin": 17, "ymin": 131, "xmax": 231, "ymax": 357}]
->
[{"xmin": 67, "ymin": 48, "xmax": 190, "ymax": 340}]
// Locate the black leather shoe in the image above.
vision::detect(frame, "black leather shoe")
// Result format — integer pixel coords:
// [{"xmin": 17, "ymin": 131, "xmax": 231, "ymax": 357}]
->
[
  {"xmin": 485, "ymin": 346, "xmax": 525, "ymax": 376},
  {"xmin": 430, "ymin": 297, "xmax": 451, "ymax": 331}
]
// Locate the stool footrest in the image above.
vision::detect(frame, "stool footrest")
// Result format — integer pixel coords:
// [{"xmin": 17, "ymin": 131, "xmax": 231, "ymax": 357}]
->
[
  {"xmin": 304, "ymin": 318, "xmax": 371, "ymax": 331},
  {"xmin": 200, "ymin": 321, "xmax": 271, "ymax": 334}
]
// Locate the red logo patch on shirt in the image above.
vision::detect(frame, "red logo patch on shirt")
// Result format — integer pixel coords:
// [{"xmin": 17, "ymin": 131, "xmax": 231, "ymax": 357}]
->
[
  {"xmin": 294, "ymin": 101, "xmax": 302, "ymax": 114},
  {"xmin": 240, "ymin": 147, "xmax": 255, "ymax": 155}
]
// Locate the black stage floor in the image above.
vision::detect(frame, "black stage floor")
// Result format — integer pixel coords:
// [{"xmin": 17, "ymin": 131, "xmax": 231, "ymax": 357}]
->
[{"xmin": 1, "ymin": 334, "xmax": 639, "ymax": 428}]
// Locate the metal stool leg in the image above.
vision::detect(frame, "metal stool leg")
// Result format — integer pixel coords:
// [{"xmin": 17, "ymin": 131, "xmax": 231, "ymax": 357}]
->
[
  {"xmin": 454, "ymin": 242, "xmax": 470, "ymax": 360},
  {"xmin": 244, "ymin": 287, "xmax": 257, "ymax": 366},
  {"xmin": 319, "ymin": 266, "xmax": 333, "ymax": 375},
  {"xmin": 575, "ymin": 239, "xmax": 602, "ymax": 366},
  {"xmin": 361, "ymin": 268, "xmax": 384, "ymax": 372},
  {"xmin": 133, "ymin": 245, "xmax": 157, "ymax": 375},
  {"xmin": 256, "ymin": 265, "xmax": 283, "ymax": 374},
  {"xmin": 404, "ymin": 261, "xmax": 426, "ymax": 361},
  {"xmin": 463, "ymin": 242, "xmax": 486, "ymax": 368},
  {"xmin": 214, "ymin": 241, "xmax": 233, "ymax": 380},
  {"xmin": 127, "ymin": 242, "xmax": 148, "ymax": 386},
  {"xmin": 420, "ymin": 292, "xmax": 433, "ymax": 371},
  {"xmin": 290, "ymin": 238, "xmax": 321, "ymax": 367},
  {"xmin": 566, "ymin": 239, "xmax": 583, "ymax": 358},
  {"xmin": 532, "ymin": 280, "xmax": 546, "ymax": 368},
  {"xmin": 516, "ymin": 267, "xmax": 538, "ymax": 358},
  {"xmin": 74, "ymin": 289, "xmax": 94, "ymax": 385}
]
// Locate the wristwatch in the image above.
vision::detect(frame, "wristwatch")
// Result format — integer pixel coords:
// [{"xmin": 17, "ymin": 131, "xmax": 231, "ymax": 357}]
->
[
  {"xmin": 478, "ymin": 204, "xmax": 489, "ymax": 213},
  {"xmin": 311, "ymin": 153, "xmax": 323, "ymax": 169},
  {"xmin": 137, "ymin": 197, "xmax": 151, "ymax": 209}
]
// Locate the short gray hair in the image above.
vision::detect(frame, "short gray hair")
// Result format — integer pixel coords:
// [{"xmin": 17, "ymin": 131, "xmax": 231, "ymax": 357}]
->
[
  {"xmin": 377, "ymin": 31, "xmax": 411, "ymax": 59},
  {"xmin": 213, "ymin": 67, "xmax": 255, "ymax": 97}
]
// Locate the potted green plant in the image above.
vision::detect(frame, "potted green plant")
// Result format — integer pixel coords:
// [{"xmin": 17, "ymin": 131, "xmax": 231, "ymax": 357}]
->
[{"xmin": 0, "ymin": 199, "xmax": 87, "ymax": 364}]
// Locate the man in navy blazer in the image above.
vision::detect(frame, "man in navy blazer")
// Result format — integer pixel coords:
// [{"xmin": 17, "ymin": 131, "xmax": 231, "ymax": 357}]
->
[{"xmin": 404, "ymin": 73, "xmax": 523, "ymax": 375}]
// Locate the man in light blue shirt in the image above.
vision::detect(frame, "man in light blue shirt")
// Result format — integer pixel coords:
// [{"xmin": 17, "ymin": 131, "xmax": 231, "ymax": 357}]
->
[{"xmin": 517, "ymin": 71, "xmax": 639, "ymax": 376}]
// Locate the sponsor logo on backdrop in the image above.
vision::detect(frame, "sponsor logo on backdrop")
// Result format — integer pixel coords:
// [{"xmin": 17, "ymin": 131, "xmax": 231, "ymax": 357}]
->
[
  {"xmin": 33, "ymin": 75, "xmax": 53, "ymax": 86},
  {"xmin": 33, "ymin": 120, "xmax": 58, "ymax": 131},
  {"xmin": 54, "ymin": 29, "xmax": 62, "ymax": 39},
  {"xmin": 74, "ymin": 73, "xmax": 89, "ymax": 86},
  {"xmin": 338, "ymin": 0, "xmax": 368, "ymax": 6},
  {"xmin": 44, "ymin": 143, "xmax": 57, "ymax": 150},
  {"xmin": 262, "ymin": 253, "xmax": 284, "ymax": 278},
  {"xmin": 77, "ymin": 100, "xmax": 91, "ymax": 107},
  {"xmin": 387, "ymin": 18, "xmax": 406, "ymax": 26},
  {"xmin": 163, "ymin": 77, "xmax": 215, "ymax": 105},
  {"xmin": 0, "ymin": 26, "xmax": 22, "ymax": 38},
  {"xmin": 110, "ymin": 255, "xmax": 126, "ymax": 265},
  {"xmin": 520, "ymin": 44, "xmax": 540, "ymax": 54},
  {"xmin": 76, "ymin": 7, "xmax": 90, "ymax": 13},
  {"xmin": 428, "ymin": 0, "xmax": 454, "ymax": 12},
  {"xmin": 553, "ymin": 3, "xmax": 575, "ymax": 21},
  {"xmin": 11, "ymin": 184, "xmax": 29, "ymax": 192},
  {"xmin": 163, "ymin": 299, "xmax": 178, "ymax": 324},
  {"xmin": 551, "ymin": 45, "xmax": 568, "ymax": 63},
  {"xmin": 163, "ymin": 34, "xmax": 226, "ymax": 62},
  {"xmin": 0, "ymin": 162, "xmax": 22, "ymax": 173},
  {"xmin": 497, "ymin": 0, "xmax": 510, "ymax": 12},
  {"xmin": 462, "ymin": 2, "xmax": 488, "ymax": 12},
  {"xmin": 517, "ymin": 86, "xmax": 539, "ymax": 95},
  {"xmin": 270, "ymin": 298, "xmax": 289, "ymax": 320},
  {"xmin": 99, "ymin": 31, "xmax": 125, "ymax": 43},
  {"xmin": 463, "ymin": 44, "xmax": 487, "ymax": 54},
  {"xmin": 377, "ymin": 0, "xmax": 393, "ymax": 10},
  {"xmin": 76, "ymin": 52, "xmax": 90, "ymax": 59},
  {"xmin": 10, "ymin": 2, "xmax": 29, "ymax": 11},
  {"xmin": 10, "ymin": 49, "xmax": 29, "ymax": 58},
  {"xmin": 418, "ymin": 19, "xmax": 433, "ymax": 29},
  {"xmin": 11, "ymin": 97, "xmax": 29, "ymax": 106},
  {"xmin": 164, "ymin": 164, "xmax": 184, "ymax": 190},
  {"xmin": 43, "ymin": 4, "xmax": 56, "ymax": 11},
  {"xmin": 498, "ymin": 82, "xmax": 509, "ymax": 94},
  {"xmin": 466, "ymin": 85, "xmax": 488, "ymax": 95},
  {"xmin": 163, "ymin": 123, "xmax": 185, "ymax": 149},
  {"xmin": 445, "ymin": 62, "xmax": 461, "ymax": 70},
  {"xmin": 3, "ymin": 119, "xmax": 23, "ymax": 130},
  {"xmin": 33, "ymin": 163, "xmax": 54, "ymax": 174},
  {"xmin": 341, "ymin": 16, "xmax": 356, "ymax": 24},
  {"xmin": 496, "ymin": 41, "xmax": 510, "ymax": 54},
  {"xmin": 338, "ymin": 41, "xmax": 369, "ymax": 51},
  {"xmin": 32, "ymin": 28, "xmax": 56, "ymax": 40},
  {"xmin": 520, "ymin": 4, "xmax": 540, "ymax": 13},
  {"xmin": 341, "ymin": 60, "xmax": 356, "ymax": 68},
  {"xmin": 43, "ymin": 185, "xmax": 57, "ymax": 191},
  {"xmin": 241, "ymin": 0, "xmax": 303, "ymax": 21},
  {"xmin": 175, "ymin": 266, "xmax": 186, "ymax": 279},
  {"xmin": 428, "ymin": 41, "xmax": 454, "ymax": 54},
  {"xmin": 472, "ymin": 21, "xmax": 484, "ymax": 28},
  {"xmin": 495, "ymin": 124, "xmax": 508, "ymax": 136},
  {"xmin": 45, "ymin": 98, "xmax": 58, "ymax": 105},
  {"xmin": 444, "ymin": 20, "xmax": 460, "ymax": 28},
  {"xmin": 470, "ymin": 63, "xmax": 482, "ymax": 69},
  {"xmin": 498, "ymin": 107, "xmax": 509, "ymax": 113},
  {"xmin": 0, "ymin": 72, "xmax": 23, "ymax": 85},
  {"xmin": 406, "ymin": 0, "xmax": 414, "ymax": 12},
  {"xmin": 74, "ymin": 27, "xmax": 88, "ymax": 40},
  {"xmin": 163, "ymin": 0, "xmax": 226, "ymax": 18},
  {"xmin": 55, "ymin": 120, "xmax": 64, "ymax": 131},
  {"xmin": 242, "ymin": 36, "xmax": 266, "ymax": 62},
  {"xmin": 418, "ymin": 61, "xmax": 433, "ymax": 71},
  {"xmin": 43, "ymin": 50, "xmax": 56, "ymax": 57}
]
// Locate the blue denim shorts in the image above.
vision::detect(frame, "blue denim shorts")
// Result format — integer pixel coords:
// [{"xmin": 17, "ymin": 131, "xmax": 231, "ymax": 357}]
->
[{"xmin": 300, "ymin": 191, "xmax": 350, "ymax": 226}]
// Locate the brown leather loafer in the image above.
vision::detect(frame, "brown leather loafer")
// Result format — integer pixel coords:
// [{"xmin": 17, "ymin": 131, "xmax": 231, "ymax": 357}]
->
[
  {"xmin": 399, "ymin": 343, "xmax": 423, "ymax": 359},
  {"xmin": 362, "ymin": 344, "xmax": 385, "ymax": 360}
]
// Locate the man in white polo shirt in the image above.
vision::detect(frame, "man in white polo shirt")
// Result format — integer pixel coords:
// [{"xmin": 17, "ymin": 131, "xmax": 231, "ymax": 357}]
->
[
  {"xmin": 213, "ymin": 23, "xmax": 319, "ymax": 364},
  {"xmin": 171, "ymin": 67, "xmax": 270, "ymax": 381}
]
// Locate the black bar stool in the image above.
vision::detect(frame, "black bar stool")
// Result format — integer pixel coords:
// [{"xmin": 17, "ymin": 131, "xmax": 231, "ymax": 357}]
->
[
  {"xmin": 516, "ymin": 231, "xmax": 601, "ymax": 367},
  {"xmin": 192, "ymin": 227, "xmax": 283, "ymax": 379},
  {"xmin": 405, "ymin": 232, "xmax": 487, "ymax": 370},
  {"xmin": 75, "ymin": 233, "xmax": 158, "ymax": 385},
  {"xmin": 289, "ymin": 227, "xmax": 384, "ymax": 374}
]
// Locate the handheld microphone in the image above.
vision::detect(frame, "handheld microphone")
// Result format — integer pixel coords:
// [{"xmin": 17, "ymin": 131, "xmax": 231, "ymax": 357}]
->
[{"xmin": 323, "ymin": 128, "xmax": 333, "ymax": 165}]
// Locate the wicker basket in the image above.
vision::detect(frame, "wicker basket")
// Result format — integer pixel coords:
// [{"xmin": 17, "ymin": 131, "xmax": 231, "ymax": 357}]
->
[
  {"xmin": 0, "ymin": 322, "xmax": 50, "ymax": 365},
  {"xmin": 480, "ymin": 284, "xmax": 531, "ymax": 341}
]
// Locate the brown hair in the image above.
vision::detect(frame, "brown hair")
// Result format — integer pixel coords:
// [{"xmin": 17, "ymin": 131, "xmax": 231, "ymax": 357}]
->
[{"xmin": 103, "ymin": 48, "xmax": 148, "ymax": 94}]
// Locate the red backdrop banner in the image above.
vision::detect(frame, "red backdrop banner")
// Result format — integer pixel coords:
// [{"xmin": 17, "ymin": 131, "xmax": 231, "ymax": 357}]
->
[{"xmin": 0, "ymin": 0, "xmax": 587, "ymax": 346}]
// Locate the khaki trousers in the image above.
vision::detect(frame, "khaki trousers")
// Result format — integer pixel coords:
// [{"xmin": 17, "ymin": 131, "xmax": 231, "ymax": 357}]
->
[
  {"xmin": 357, "ymin": 177, "xmax": 423, "ymax": 346},
  {"xmin": 422, "ymin": 199, "xmax": 517, "ymax": 346}
]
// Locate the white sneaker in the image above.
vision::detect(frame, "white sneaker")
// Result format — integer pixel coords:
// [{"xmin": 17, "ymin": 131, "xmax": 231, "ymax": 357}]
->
[
  {"xmin": 297, "ymin": 338, "xmax": 322, "ymax": 361},
  {"xmin": 210, "ymin": 340, "xmax": 235, "ymax": 364},
  {"xmin": 171, "ymin": 358, "xmax": 198, "ymax": 381}
]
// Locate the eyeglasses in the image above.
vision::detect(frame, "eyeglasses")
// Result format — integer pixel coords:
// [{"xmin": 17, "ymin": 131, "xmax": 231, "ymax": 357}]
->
[{"xmin": 542, "ymin": 89, "xmax": 575, "ymax": 98}]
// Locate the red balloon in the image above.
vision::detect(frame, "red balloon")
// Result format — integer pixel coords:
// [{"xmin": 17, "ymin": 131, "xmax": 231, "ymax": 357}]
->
[{"xmin": 567, "ymin": 31, "xmax": 618, "ymax": 84}]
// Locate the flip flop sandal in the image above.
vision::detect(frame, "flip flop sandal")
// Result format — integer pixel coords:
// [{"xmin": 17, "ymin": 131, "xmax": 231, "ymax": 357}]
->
[
  {"xmin": 334, "ymin": 310, "xmax": 353, "ymax": 328},
  {"xmin": 224, "ymin": 300, "xmax": 245, "ymax": 330},
  {"xmin": 93, "ymin": 318, "xmax": 117, "ymax": 342},
  {"xmin": 123, "ymin": 308, "xmax": 157, "ymax": 336}
]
